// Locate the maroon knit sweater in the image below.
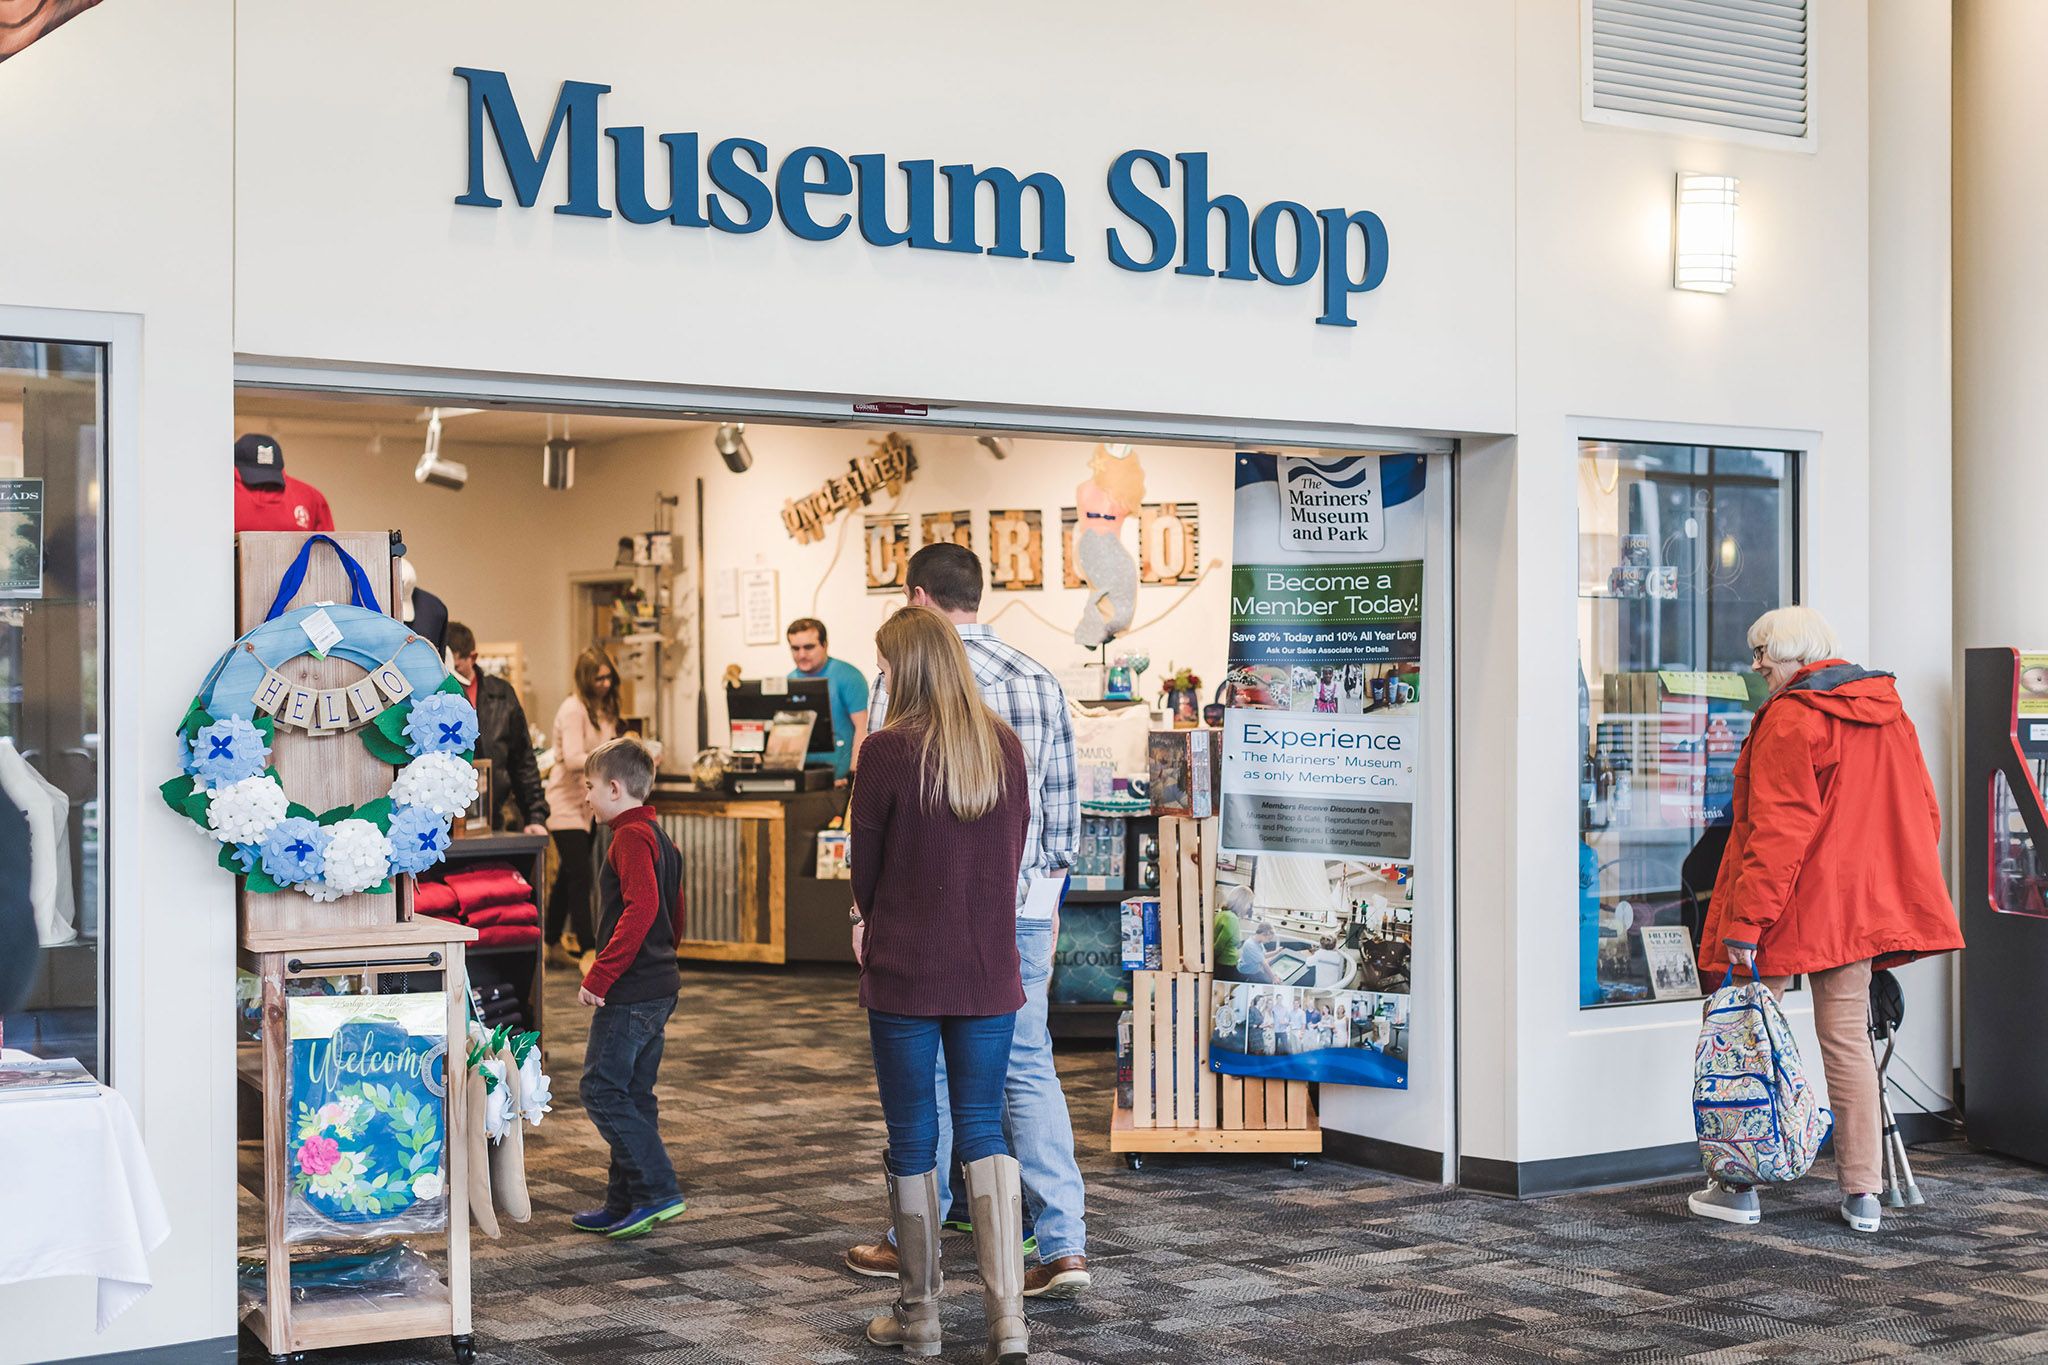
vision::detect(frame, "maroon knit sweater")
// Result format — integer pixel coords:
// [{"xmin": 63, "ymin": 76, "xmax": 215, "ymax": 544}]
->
[{"xmin": 851, "ymin": 725, "xmax": 1029, "ymax": 1017}]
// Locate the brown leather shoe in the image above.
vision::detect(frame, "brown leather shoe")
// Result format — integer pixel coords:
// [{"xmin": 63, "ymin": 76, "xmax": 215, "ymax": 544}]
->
[
  {"xmin": 844, "ymin": 1235, "xmax": 901, "ymax": 1279},
  {"xmin": 1022, "ymin": 1254, "xmax": 1091, "ymax": 1299}
]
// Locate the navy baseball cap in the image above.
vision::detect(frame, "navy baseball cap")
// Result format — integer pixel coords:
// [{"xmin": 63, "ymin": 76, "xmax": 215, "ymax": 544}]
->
[{"xmin": 235, "ymin": 432, "xmax": 287, "ymax": 488}]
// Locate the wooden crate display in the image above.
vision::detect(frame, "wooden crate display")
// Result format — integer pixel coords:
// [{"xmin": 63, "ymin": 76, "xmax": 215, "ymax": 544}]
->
[
  {"xmin": 1220, "ymin": 1075, "xmax": 1314, "ymax": 1133},
  {"xmin": 1153, "ymin": 816, "xmax": 1217, "ymax": 973},
  {"xmin": 1127, "ymin": 971, "xmax": 1216, "ymax": 1130}
]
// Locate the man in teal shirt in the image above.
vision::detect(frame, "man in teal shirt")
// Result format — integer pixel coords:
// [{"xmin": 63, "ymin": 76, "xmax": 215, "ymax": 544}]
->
[{"xmin": 786, "ymin": 617, "xmax": 869, "ymax": 781}]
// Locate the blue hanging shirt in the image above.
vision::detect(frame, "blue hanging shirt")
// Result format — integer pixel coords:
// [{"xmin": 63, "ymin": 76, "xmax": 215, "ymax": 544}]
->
[{"xmin": 790, "ymin": 656, "xmax": 869, "ymax": 779}]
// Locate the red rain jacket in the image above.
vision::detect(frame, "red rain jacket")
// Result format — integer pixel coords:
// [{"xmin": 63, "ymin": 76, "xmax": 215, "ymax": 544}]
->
[{"xmin": 1699, "ymin": 660, "xmax": 1963, "ymax": 978}]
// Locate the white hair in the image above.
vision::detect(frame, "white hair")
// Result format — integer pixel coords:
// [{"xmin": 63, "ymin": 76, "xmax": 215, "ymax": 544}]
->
[{"xmin": 1746, "ymin": 606, "xmax": 1839, "ymax": 666}]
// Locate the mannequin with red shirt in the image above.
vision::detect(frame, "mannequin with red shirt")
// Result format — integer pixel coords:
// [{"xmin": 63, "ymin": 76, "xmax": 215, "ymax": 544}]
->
[{"xmin": 233, "ymin": 432, "xmax": 335, "ymax": 533}]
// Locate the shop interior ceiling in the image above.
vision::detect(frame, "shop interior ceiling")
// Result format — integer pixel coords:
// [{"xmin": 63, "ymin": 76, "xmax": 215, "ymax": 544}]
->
[
  {"xmin": 234, "ymin": 391, "xmax": 703, "ymax": 447},
  {"xmin": 232, "ymin": 389, "xmax": 1289, "ymax": 457}
]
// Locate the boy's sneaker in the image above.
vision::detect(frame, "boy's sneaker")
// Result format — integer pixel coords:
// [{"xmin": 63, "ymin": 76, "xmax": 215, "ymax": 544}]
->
[
  {"xmin": 1687, "ymin": 1180, "xmax": 1761, "ymax": 1226},
  {"xmin": 605, "ymin": 1195, "xmax": 688, "ymax": 1240},
  {"xmin": 940, "ymin": 1215, "xmax": 1038, "ymax": 1259},
  {"xmin": 570, "ymin": 1206, "xmax": 631, "ymax": 1234},
  {"xmin": 1840, "ymin": 1193, "xmax": 1883, "ymax": 1233}
]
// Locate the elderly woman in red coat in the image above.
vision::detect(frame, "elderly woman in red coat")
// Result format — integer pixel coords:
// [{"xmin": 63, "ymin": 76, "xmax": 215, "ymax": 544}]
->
[{"xmin": 1689, "ymin": 606, "xmax": 1962, "ymax": 1235}]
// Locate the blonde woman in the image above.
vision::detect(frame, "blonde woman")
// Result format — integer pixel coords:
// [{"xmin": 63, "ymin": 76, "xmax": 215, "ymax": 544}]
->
[
  {"xmin": 544, "ymin": 647, "xmax": 622, "ymax": 961},
  {"xmin": 851, "ymin": 606, "xmax": 1031, "ymax": 1363}
]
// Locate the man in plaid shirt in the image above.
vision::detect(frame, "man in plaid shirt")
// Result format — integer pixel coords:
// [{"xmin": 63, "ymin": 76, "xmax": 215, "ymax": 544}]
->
[{"xmin": 845, "ymin": 543, "xmax": 1092, "ymax": 1300}]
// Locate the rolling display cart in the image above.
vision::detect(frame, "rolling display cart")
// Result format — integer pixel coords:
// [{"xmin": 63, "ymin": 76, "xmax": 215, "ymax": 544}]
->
[
  {"xmin": 1111, "ymin": 818, "xmax": 1320, "ymax": 1171},
  {"xmin": 231, "ymin": 532, "xmax": 479, "ymax": 1363}
]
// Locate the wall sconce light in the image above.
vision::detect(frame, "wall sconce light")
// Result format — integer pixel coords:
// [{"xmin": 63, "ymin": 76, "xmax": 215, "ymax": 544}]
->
[
  {"xmin": 1673, "ymin": 172, "xmax": 1738, "ymax": 294},
  {"xmin": 714, "ymin": 422, "xmax": 752, "ymax": 473},
  {"xmin": 1718, "ymin": 533, "xmax": 1740, "ymax": 570}
]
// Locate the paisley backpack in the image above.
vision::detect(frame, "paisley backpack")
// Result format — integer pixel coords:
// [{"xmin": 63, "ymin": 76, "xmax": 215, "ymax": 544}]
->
[{"xmin": 1693, "ymin": 964, "xmax": 1833, "ymax": 1185}]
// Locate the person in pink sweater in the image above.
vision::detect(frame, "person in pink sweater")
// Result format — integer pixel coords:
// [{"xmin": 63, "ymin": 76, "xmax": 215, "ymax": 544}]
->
[{"xmin": 544, "ymin": 647, "xmax": 621, "ymax": 962}]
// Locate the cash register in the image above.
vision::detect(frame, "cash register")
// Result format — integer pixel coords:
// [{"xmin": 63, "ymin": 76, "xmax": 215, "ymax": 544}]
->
[{"xmin": 723, "ymin": 677, "xmax": 839, "ymax": 793}]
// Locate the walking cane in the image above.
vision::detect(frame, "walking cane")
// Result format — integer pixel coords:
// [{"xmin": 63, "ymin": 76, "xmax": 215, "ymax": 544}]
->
[{"xmin": 1867, "ymin": 969, "xmax": 1925, "ymax": 1208}]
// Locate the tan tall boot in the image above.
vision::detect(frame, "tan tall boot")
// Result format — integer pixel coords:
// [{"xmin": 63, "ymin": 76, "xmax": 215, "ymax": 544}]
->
[
  {"xmin": 865, "ymin": 1165, "xmax": 943, "ymax": 1357},
  {"xmin": 964, "ymin": 1154, "xmax": 1030, "ymax": 1365}
]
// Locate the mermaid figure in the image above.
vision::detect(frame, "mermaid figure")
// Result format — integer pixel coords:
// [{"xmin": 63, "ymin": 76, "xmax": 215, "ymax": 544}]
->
[{"xmin": 1073, "ymin": 445, "xmax": 1144, "ymax": 647}]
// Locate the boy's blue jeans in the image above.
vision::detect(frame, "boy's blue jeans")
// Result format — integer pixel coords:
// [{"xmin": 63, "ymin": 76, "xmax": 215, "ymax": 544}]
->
[
  {"xmin": 868, "ymin": 1010, "xmax": 1016, "ymax": 1177},
  {"xmin": 580, "ymin": 994, "xmax": 680, "ymax": 1209}
]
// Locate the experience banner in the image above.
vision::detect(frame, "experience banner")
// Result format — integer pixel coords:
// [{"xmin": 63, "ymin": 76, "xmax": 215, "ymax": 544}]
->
[{"xmin": 1213, "ymin": 450, "xmax": 1425, "ymax": 1090}]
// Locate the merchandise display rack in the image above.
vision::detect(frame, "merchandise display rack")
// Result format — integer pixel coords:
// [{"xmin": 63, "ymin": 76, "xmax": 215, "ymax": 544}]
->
[
  {"xmin": 232, "ymin": 532, "xmax": 478, "ymax": 1364},
  {"xmin": 426, "ymin": 832, "xmax": 549, "ymax": 1043},
  {"xmin": 1110, "ymin": 817, "xmax": 1320, "ymax": 1171}
]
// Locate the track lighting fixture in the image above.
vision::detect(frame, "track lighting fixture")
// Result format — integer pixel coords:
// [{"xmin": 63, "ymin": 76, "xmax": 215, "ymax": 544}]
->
[
  {"xmin": 715, "ymin": 422, "xmax": 753, "ymax": 473},
  {"xmin": 412, "ymin": 409, "xmax": 467, "ymax": 490},
  {"xmin": 977, "ymin": 435, "xmax": 1012, "ymax": 461},
  {"xmin": 542, "ymin": 414, "xmax": 575, "ymax": 491}
]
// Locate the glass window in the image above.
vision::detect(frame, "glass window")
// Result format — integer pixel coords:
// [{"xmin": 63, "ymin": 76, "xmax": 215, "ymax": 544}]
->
[
  {"xmin": 0, "ymin": 339, "xmax": 107, "ymax": 1075},
  {"xmin": 1577, "ymin": 440, "xmax": 1796, "ymax": 1008}
]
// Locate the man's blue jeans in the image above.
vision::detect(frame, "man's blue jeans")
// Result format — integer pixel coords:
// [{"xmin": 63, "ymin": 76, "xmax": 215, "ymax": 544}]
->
[
  {"xmin": 891, "ymin": 918, "xmax": 1088, "ymax": 1263},
  {"xmin": 867, "ymin": 1010, "xmax": 1016, "ymax": 1177}
]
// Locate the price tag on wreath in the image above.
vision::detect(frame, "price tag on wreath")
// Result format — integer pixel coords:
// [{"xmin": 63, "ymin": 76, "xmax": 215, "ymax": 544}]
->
[{"xmin": 158, "ymin": 535, "xmax": 479, "ymax": 900}]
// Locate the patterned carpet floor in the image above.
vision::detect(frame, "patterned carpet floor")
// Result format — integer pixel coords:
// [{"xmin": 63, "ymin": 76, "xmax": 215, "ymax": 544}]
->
[{"xmin": 263, "ymin": 964, "xmax": 2048, "ymax": 1365}]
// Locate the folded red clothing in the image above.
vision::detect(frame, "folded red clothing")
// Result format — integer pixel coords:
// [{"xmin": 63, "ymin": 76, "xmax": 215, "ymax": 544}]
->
[
  {"xmin": 444, "ymin": 864, "xmax": 534, "ymax": 914},
  {"xmin": 464, "ymin": 901, "xmax": 540, "ymax": 930},
  {"xmin": 413, "ymin": 881, "xmax": 459, "ymax": 917},
  {"xmin": 471, "ymin": 923, "xmax": 542, "ymax": 949}
]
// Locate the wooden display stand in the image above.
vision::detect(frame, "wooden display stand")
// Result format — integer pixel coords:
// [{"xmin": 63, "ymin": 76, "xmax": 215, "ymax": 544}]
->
[
  {"xmin": 1110, "ymin": 818, "xmax": 1321, "ymax": 1170},
  {"xmin": 233, "ymin": 532, "xmax": 478, "ymax": 1364}
]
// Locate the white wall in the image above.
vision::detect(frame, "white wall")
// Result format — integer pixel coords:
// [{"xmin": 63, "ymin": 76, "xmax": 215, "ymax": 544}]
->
[
  {"xmin": 1955, "ymin": 1, "xmax": 2048, "ymax": 654},
  {"xmin": 1457, "ymin": 0, "xmax": 1883, "ymax": 1165},
  {"xmin": 230, "ymin": 1, "xmax": 1517, "ymax": 437},
  {"xmin": 689, "ymin": 429, "xmax": 1237, "ymax": 738},
  {"xmin": 1867, "ymin": 0, "xmax": 1957, "ymax": 1123},
  {"xmin": 282, "ymin": 421, "xmax": 1242, "ymax": 759},
  {"xmin": 0, "ymin": 5, "xmax": 238, "ymax": 1361}
]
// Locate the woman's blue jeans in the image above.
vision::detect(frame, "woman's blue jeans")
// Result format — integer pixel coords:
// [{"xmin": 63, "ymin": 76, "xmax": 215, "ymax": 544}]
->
[{"xmin": 868, "ymin": 1010, "xmax": 1016, "ymax": 1178}]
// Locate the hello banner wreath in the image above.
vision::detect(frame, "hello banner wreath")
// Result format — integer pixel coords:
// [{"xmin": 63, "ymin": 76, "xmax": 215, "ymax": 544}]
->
[{"xmin": 159, "ymin": 536, "xmax": 478, "ymax": 900}]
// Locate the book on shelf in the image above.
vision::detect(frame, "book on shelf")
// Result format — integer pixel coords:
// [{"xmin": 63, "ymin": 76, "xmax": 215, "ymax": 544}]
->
[{"xmin": 0, "ymin": 1056, "xmax": 97, "ymax": 1101}]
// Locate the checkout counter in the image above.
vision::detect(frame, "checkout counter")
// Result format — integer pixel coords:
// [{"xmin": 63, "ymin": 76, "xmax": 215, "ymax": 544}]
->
[
  {"xmin": 658, "ymin": 675, "xmax": 854, "ymax": 963},
  {"xmin": 652, "ymin": 778, "xmax": 853, "ymax": 964}
]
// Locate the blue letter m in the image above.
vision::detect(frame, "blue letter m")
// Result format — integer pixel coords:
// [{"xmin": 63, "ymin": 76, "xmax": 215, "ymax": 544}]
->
[{"xmin": 453, "ymin": 67, "xmax": 612, "ymax": 218}]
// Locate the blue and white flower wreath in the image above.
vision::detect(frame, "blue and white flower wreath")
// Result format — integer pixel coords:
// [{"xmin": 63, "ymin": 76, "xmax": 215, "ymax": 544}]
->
[{"xmin": 161, "ymin": 677, "xmax": 480, "ymax": 900}]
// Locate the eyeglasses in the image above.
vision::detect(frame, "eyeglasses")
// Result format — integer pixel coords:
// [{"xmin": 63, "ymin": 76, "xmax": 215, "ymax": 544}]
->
[
  {"xmin": 595, "ymin": 672, "xmax": 617, "ymax": 683},
  {"xmin": 1750, "ymin": 646, "xmax": 1769, "ymax": 662}
]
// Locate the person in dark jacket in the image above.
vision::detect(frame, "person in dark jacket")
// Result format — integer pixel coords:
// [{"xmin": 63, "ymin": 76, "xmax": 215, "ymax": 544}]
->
[
  {"xmin": 446, "ymin": 621, "xmax": 547, "ymax": 834},
  {"xmin": 851, "ymin": 605, "xmax": 1031, "ymax": 1364},
  {"xmin": 1688, "ymin": 606, "xmax": 1963, "ymax": 1235}
]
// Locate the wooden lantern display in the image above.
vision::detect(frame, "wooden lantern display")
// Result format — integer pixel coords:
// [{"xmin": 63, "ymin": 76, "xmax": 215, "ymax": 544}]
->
[{"xmin": 1111, "ymin": 816, "xmax": 1321, "ymax": 1170}]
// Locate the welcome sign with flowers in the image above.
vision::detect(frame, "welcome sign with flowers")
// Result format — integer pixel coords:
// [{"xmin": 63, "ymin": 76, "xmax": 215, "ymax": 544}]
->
[
  {"xmin": 160, "ymin": 535, "xmax": 479, "ymax": 899},
  {"xmin": 289, "ymin": 993, "xmax": 449, "ymax": 1235}
]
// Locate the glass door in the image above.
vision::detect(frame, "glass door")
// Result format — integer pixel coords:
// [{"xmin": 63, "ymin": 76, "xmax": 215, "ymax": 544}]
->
[{"xmin": 0, "ymin": 338, "xmax": 107, "ymax": 1075}]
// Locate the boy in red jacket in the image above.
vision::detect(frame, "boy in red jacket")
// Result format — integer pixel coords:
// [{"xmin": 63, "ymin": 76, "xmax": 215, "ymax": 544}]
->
[{"xmin": 571, "ymin": 738, "xmax": 687, "ymax": 1239}]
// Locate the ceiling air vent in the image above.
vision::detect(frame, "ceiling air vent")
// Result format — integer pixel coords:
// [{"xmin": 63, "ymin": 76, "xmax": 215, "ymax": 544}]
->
[{"xmin": 1586, "ymin": 0, "xmax": 1810, "ymax": 144}]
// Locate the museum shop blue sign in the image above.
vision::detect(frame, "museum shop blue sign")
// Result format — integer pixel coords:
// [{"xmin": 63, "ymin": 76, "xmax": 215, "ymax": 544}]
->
[{"xmin": 452, "ymin": 67, "xmax": 1390, "ymax": 328}]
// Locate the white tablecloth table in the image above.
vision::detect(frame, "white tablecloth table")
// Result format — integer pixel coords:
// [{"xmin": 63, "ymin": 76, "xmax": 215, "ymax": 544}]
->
[{"xmin": 0, "ymin": 1053, "xmax": 169, "ymax": 1332}]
